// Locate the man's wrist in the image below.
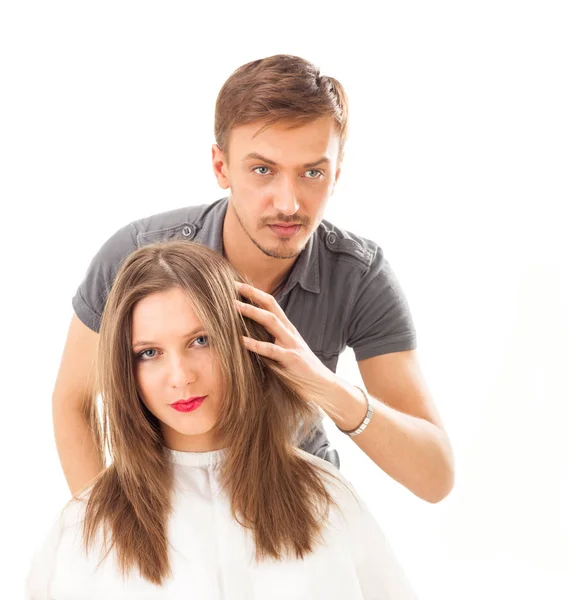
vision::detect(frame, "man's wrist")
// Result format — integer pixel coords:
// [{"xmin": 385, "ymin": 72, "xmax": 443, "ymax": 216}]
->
[
  {"xmin": 317, "ymin": 375, "xmax": 369, "ymax": 432},
  {"xmin": 337, "ymin": 386, "xmax": 374, "ymax": 436}
]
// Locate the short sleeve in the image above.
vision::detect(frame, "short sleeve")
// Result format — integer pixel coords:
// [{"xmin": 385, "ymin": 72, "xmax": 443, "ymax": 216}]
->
[
  {"xmin": 72, "ymin": 223, "xmax": 139, "ymax": 333},
  {"xmin": 346, "ymin": 252, "xmax": 417, "ymax": 362}
]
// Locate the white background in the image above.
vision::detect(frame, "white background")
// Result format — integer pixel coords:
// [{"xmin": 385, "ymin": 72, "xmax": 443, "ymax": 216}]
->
[{"xmin": 1, "ymin": 1, "xmax": 567, "ymax": 598}]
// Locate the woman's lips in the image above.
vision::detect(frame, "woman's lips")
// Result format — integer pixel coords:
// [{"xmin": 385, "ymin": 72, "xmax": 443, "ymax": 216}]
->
[{"xmin": 171, "ymin": 396, "xmax": 206, "ymax": 413}]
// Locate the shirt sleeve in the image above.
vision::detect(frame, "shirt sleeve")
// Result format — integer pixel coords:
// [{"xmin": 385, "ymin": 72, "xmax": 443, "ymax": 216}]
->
[
  {"xmin": 346, "ymin": 251, "xmax": 417, "ymax": 362},
  {"xmin": 25, "ymin": 513, "xmax": 65, "ymax": 600},
  {"xmin": 72, "ymin": 223, "xmax": 139, "ymax": 333}
]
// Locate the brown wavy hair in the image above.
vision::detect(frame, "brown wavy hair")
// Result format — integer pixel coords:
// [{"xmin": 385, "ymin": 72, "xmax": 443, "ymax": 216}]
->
[
  {"xmin": 214, "ymin": 54, "xmax": 349, "ymax": 163},
  {"xmin": 80, "ymin": 241, "xmax": 339, "ymax": 584}
]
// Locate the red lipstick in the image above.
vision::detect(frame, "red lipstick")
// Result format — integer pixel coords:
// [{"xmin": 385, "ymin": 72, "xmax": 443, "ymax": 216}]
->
[{"xmin": 171, "ymin": 396, "xmax": 206, "ymax": 413}]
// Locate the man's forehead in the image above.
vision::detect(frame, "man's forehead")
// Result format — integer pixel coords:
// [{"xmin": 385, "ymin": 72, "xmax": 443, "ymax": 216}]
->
[
  {"xmin": 228, "ymin": 118, "xmax": 340, "ymax": 165},
  {"xmin": 236, "ymin": 116, "xmax": 337, "ymax": 138}
]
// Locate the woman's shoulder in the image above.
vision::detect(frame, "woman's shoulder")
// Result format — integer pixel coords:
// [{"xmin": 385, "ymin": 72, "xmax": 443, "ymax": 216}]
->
[
  {"xmin": 26, "ymin": 496, "xmax": 90, "ymax": 598},
  {"xmin": 62, "ymin": 496, "xmax": 88, "ymax": 525},
  {"xmin": 294, "ymin": 448, "xmax": 336, "ymax": 472},
  {"xmin": 293, "ymin": 448, "xmax": 365, "ymax": 513},
  {"xmin": 49, "ymin": 493, "xmax": 89, "ymax": 537}
]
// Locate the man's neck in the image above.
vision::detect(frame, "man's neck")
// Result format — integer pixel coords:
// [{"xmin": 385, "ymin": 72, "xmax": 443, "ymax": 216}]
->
[{"xmin": 222, "ymin": 204, "xmax": 297, "ymax": 295}]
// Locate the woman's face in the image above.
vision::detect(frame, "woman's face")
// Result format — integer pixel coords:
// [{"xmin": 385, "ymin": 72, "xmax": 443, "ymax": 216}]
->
[{"xmin": 131, "ymin": 287, "xmax": 224, "ymax": 452}]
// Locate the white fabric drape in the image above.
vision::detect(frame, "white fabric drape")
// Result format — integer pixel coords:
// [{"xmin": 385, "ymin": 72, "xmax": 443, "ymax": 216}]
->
[{"xmin": 27, "ymin": 448, "xmax": 416, "ymax": 599}]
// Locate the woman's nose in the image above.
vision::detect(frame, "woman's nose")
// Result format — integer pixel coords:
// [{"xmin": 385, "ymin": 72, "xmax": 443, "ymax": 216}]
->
[{"xmin": 168, "ymin": 356, "xmax": 197, "ymax": 389}]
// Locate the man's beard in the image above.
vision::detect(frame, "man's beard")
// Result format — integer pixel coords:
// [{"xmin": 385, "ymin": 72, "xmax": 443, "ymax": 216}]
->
[
  {"xmin": 234, "ymin": 208, "xmax": 308, "ymax": 260},
  {"xmin": 250, "ymin": 236, "xmax": 302, "ymax": 260}
]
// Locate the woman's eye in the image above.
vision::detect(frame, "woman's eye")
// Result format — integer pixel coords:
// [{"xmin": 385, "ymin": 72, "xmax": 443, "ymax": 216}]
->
[
  {"xmin": 138, "ymin": 349, "xmax": 157, "ymax": 360},
  {"xmin": 253, "ymin": 166, "xmax": 271, "ymax": 176},
  {"xmin": 193, "ymin": 335, "xmax": 209, "ymax": 347}
]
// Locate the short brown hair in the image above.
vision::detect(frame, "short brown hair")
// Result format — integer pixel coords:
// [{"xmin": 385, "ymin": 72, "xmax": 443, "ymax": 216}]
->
[{"xmin": 214, "ymin": 54, "xmax": 349, "ymax": 163}]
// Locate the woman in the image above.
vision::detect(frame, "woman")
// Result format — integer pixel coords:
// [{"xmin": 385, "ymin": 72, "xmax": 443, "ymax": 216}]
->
[{"xmin": 27, "ymin": 241, "xmax": 416, "ymax": 599}]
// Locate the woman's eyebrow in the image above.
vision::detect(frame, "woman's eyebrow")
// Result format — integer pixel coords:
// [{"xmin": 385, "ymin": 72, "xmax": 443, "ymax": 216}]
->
[{"xmin": 132, "ymin": 327, "xmax": 204, "ymax": 349}]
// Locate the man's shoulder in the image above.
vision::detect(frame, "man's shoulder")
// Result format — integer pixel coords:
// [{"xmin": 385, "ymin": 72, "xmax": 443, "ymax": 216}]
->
[
  {"xmin": 72, "ymin": 198, "xmax": 228, "ymax": 332},
  {"xmin": 125, "ymin": 197, "xmax": 227, "ymax": 245},
  {"xmin": 84, "ymin": 197, "xmax": 225, "ymax": 269},
  {"xmin": 316, "ymin": 218, "xmax": 384, "ymax": 272}
]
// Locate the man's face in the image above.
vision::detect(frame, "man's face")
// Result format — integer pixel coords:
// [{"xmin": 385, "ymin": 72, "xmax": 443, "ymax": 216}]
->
[{"xmin": 213, "ymin": 116, "xmax": 341, "ymax": 259}]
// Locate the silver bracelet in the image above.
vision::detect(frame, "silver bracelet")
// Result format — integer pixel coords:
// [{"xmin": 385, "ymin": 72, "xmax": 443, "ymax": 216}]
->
[{"xmin": 337, "ymin": 386, "xmax": 374, "ymax": 437}]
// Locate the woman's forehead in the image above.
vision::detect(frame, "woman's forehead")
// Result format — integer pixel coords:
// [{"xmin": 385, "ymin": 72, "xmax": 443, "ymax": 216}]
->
[{"xmin": 131, "ymin": 289, "xmax": 202, "ymax": 342}]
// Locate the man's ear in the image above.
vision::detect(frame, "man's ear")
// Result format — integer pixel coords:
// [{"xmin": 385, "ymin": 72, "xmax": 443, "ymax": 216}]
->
[{"xmin": 212, "ymin": 144, "xmax": 230, "ymax": 189}]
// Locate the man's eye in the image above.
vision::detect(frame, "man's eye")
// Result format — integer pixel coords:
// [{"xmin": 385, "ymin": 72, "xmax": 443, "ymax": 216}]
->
[
  {"xmin": 253, "ymin": 166, "xmax": 271, "ymax": 175},
  {"xmin": 305, "ymin": 170, "xmax": 323, "ymax": 179}
]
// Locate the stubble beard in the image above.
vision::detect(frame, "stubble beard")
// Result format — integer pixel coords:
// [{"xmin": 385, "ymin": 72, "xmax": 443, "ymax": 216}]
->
[{"xmin": 233, "ymin": 207, "xmax": 308, "ymax": 260}]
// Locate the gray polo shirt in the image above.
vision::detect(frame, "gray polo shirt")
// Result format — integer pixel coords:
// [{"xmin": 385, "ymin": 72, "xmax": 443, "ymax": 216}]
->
[{"xmin": 73, "ymin": 197, "xmax": 416, "ymax": 468}]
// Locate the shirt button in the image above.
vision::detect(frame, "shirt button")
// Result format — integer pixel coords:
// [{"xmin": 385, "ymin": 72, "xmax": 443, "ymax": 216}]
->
[
  {"xmin": 327, "ymin": 231, "xmax": 337, "ymax": 245},
  {"xmin": 181, "ymin": 225, "xmax": 194, "ymax": 238}
]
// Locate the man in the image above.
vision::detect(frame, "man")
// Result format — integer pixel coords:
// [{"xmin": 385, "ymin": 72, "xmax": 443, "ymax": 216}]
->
[{"xmin": 53, "ymin": 54, "xmax": 454, "ymax": 502}]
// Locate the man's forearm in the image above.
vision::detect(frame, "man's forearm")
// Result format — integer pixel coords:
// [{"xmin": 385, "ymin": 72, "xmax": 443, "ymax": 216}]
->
[
  {"xmin": 53, "ymin": 403, "xmax": 104, "ymax": 496},
  {"xmin": 322, "ymin": 377, "xmax": 455, "ymax": 503}
]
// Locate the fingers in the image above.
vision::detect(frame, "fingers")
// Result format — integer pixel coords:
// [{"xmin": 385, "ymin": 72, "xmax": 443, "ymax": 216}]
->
[
  {"xmin": 235, "ymin": 281, "xmax": 295, "ymax": 333},
  {"xmin": 236, "ymin": 300, "xmax": 294, "ymax": 343},
  {"xmin": 242, "ymin": 336, "xmax": 287, "ymax": 361}
]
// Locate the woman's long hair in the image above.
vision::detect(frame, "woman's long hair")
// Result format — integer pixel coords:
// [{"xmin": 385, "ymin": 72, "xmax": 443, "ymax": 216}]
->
[{"xmin": 81, "ymin": 241, "xmax": 339, "ymax": 584}]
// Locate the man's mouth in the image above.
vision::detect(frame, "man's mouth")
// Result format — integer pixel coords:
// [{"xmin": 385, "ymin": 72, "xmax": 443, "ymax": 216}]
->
[{"xmin": 267, "ymin": 224, "xmax": 302, "ymax": 238}]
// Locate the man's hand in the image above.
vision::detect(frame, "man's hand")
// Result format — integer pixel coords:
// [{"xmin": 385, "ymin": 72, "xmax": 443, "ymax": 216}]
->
[
  {"xmin": 234, "ymin": 281, "xmax": 335, "ymax": 400},
  {"xmin": 234, "ymin": 283, "xmax": 454, "ymax": 501}
]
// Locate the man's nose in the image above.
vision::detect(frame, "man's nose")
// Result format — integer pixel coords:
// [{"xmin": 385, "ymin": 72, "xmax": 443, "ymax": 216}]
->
[{"xmin": 272, "ymin": 176, "xmax": 300, "ymax": 216}]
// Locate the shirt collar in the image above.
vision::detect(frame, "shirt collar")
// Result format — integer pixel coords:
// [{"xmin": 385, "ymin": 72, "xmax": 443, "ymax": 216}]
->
[
  {"xmin": 167, "ymin": 448, "xmax": 227, "ymax": 467},
  {"xmin": 279, "ymin": 230, "xmax": 321, "ymax": 296}
]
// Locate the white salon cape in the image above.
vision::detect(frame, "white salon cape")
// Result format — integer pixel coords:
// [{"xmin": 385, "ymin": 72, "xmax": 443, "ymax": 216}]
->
[{"xmin": 27, "ymin": 448, "xmax": 416, "ymax": 599}]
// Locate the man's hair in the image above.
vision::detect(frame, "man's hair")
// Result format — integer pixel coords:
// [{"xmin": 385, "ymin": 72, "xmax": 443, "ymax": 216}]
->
[
  {"xmin": 81, "ymin": 241, "xmax": 340, "ymax": 584},
  {"xmin": 214, "ymin": 54, "xmax": 349, "ymax": 163}
]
